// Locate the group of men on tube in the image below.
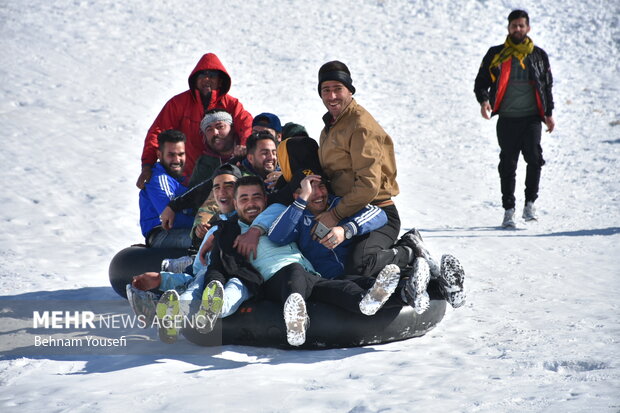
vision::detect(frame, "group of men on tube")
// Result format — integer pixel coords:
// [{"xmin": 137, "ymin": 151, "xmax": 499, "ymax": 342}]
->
[{"xmin": 130, "ymin": 52, "xmax": 466, "ymax": 347}]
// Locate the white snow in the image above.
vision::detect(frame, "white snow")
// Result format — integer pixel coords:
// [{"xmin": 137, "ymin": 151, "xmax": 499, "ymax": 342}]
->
[{"xmin": 1, "ymin": 0, "xmax": 619, "ymax": 411}]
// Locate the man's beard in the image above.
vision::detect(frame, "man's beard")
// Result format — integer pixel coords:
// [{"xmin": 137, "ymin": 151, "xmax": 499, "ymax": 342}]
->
[
  {"xmin": 238, "ymin": 213, "xmax": 255, "ymax": 225},
  {"xmin": 164, "ymin": 163, "xmax": 184, "ymax": 179},
  {"xmin": 256, "ymin": 165, "xmax": 274, "ymax": 178},
  {"xmin": 207, "ymin": 136, "xmax": 234, "ymax": 154},
  {"xmin": 510, "ymin": 33, "xmax": 526, "ymax": 44}
]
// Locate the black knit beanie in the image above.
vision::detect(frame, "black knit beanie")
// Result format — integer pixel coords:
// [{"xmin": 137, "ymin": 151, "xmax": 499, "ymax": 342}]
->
[{"xmin": 317, "ymin": 60, "xmax": 356, "ymax": 96}]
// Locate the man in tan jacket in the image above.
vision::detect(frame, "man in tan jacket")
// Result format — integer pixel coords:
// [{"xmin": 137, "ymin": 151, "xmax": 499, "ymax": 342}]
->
[{"xmin": 315, "ymin": 60, "xmax": 413, "ymax": 277}]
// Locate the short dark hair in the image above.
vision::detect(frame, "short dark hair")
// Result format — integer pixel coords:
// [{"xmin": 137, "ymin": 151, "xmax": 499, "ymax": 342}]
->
[
  {"xmin": 508, "ymin": 9, "xmax": 529, "ymax": 25},
  {"xmin": 157, "ymin": 129, "xmax": 186, "ymax": 150},
  {"xmin": 246, "ymin": 131, "xmax": 277, "ymax": 155},
  {"xmin": 234, "ymin": 175, "xmax": 266, "ymax": 198}
]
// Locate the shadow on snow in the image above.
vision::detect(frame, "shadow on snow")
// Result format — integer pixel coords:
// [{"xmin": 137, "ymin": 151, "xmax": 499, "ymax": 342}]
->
[
  {"xmin": 409, "ymin": 226, "xmax": 620, "ymax": 238},
  {"xmin": 0, "ymin": 287, "xmax": 385, "ymax": 375}
]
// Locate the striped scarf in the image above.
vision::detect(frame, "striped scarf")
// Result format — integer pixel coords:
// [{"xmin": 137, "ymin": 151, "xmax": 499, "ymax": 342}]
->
[{"xmin": 489, "ymin": 35, "xmax": 534, "ymax": 81}]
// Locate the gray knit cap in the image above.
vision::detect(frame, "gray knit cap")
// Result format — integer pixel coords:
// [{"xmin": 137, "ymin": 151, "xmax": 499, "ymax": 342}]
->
[{"xmin": 200, "ymin": 110, "xmax": 233, "ymax": 134}]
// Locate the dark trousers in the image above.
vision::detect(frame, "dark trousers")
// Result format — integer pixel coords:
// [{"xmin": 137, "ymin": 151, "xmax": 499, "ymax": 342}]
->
[
  {"xmin": 338, "ymin": 274, "xmax": 407, "ymax": 309},
  {"xmin": 263, "ymin": 263, "xmax": 366, "ymax": 314},
  {"xmin": 344, "ymin": 204, "xmax": 408, "ymax": 277},
  {"xmin": 496, "ymin": 116, "xmax": 545, "ymax": 209}
]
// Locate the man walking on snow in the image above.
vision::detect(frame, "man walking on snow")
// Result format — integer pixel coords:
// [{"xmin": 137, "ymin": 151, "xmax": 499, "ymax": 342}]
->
[{"xmin": 474, "ymin": 9, "xmax": 555, "ymax": 228}]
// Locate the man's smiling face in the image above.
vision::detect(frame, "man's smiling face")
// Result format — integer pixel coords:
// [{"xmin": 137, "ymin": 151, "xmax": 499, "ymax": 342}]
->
[
  {"xmin": 234, "ymin": 184, "xmax": 266, "ymax": 225},
  {"xmin": 212, "ymin": 174, "xmax": 237, "ymax": 214}
]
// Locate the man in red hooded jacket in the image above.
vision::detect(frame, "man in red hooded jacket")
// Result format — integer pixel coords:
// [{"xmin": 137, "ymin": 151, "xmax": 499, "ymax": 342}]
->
[{"xmin": 136, "ymin": 53, "xmax": 253, "ymax": 188}]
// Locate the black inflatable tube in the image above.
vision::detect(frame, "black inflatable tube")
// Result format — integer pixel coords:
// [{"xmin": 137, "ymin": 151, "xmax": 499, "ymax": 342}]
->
[
  {"xmin": 108, "ymin": 246, "xmax": 188, "ymax": 298},
  {"xmin": 109, "ymin": 246, "xmax": 446, "ymax": 349}
]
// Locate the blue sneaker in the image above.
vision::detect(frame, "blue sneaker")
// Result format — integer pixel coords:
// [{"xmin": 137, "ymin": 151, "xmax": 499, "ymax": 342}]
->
[{"xmin": 161, "ymin": 255, "xmax": 194, "ymax": 273}]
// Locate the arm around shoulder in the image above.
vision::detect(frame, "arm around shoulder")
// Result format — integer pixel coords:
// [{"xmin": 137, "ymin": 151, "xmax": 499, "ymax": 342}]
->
[
  {"xmin": 253, "ymin": 203, "xmax": 288, "ymax": 234},
  {"xmin": 267, "ymin": 202, "xmax": 305, "ymax": 244}
]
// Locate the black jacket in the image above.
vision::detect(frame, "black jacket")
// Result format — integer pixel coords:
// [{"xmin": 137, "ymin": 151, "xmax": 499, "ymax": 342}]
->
[
  {"xmin": 168, "ymin": 156, "xmax": 298, "ymax": 213},
  {"xmin": 474, "ymin": 44, "xmax": 554, "ymax": 118},
  {"xmin": 169, "ymin": 158, "xmax": 247, "ymax": 212},
  {"xmin": 204, "ymin": 216, "xmax": 264, "ymax": 297}
]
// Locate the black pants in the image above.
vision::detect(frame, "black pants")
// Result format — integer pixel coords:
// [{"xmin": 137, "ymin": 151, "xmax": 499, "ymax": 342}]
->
[
  {"xmin": 338, "ymin": 274, "xmax": 407, "ymax": 309},
  {"xmin": 344, "ymin": 204, "xmax": 408, "ymax": 277},
  {"xmin": 263, "ymin": 263, "xmax": 367, "ymax": 314},
  {"xmin": 496, "ymin": 116, "xmax": 545, "ymax": 210}
]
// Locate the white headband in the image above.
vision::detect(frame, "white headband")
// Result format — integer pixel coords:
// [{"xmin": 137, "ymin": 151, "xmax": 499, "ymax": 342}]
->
[{"xmin": 200, "ymin": 111, "xmax": 233, "ymax": 134}]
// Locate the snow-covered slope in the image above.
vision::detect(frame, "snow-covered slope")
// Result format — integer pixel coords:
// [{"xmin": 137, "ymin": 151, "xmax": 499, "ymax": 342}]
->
[{"xmin": 1, "ymin": 0, "xmax": 618, "ymax": 411}]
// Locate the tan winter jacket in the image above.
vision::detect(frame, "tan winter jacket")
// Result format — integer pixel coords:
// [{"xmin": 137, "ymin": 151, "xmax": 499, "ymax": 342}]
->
[{"xmin": 318, "ymin": 99, "xmax": 399, "ymax": 220}]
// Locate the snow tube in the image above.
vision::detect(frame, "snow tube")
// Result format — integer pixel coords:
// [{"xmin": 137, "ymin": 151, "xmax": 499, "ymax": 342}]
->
[
  {"xmin": 108, "ymin": 246, "xmax": 188, "ymax": 298},
  {"xmin": 109, "ymin": 246, "xmax": 447, "ymax": 349}
]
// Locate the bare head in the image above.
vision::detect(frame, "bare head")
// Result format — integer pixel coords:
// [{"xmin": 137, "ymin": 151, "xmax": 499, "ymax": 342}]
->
[
  {"xmin": 507, "ymin": 9, "xmax": 531, "ymax": 44},
  {"xmin": 233, "ymin": 175, "xmax": 267, "ymax": 224},
  {"xmin": 157, "ymin": 129, "xmax": 186, "ymax": 179}
]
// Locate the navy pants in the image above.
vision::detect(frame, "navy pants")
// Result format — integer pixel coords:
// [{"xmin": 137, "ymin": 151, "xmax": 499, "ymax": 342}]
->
[{"xmin": 496, "ymin": 116, "xmax": 545, "ymax": 210}]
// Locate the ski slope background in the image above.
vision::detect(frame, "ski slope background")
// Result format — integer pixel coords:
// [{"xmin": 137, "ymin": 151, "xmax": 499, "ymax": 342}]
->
[{"xmin": 1, "ymin": 0, "xmax": 619, "ymax": 411}]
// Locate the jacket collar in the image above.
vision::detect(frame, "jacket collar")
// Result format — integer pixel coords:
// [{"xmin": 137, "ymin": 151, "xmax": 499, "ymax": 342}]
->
[
  {"xmin": 321, "ymin": 98, "xmax": 357, "ymax": 130},
  {"xmin": 154, "ymin": 162, "xmax": 189, "ymax": 186}
]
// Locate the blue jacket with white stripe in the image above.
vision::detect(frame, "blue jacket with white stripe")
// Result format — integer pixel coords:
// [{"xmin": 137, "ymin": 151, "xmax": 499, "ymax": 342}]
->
[
  {"xmin": 267, "ymin": 196, "xmax": 387, "ymax": 279},
  {"xmin": 139, "ymin": 162, "xmax": 195, "ymax": 237}
]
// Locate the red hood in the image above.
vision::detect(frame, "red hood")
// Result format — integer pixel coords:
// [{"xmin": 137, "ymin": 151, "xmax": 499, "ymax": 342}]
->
[{"xmin": 188, "ymin": 53, "xmax": 232, "ymax": 99}]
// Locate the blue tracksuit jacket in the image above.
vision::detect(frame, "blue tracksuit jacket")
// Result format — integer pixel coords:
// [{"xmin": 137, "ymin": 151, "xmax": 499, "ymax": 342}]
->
[{"xmin": 266, "ymin": 196, "xmax": 387, "ymax": 278}]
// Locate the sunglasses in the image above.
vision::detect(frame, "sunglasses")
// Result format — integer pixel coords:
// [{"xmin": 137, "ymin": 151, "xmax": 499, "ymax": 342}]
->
[{"xmin": 197, "ymin": 70, "xmax": 220, "ymax": 79}]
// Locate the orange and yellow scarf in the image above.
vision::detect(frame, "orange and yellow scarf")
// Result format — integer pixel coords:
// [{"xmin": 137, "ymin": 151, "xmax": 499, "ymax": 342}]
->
[{"xmin": 489, "ymin": 35, "xmax": 534, "ymax": 81}]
